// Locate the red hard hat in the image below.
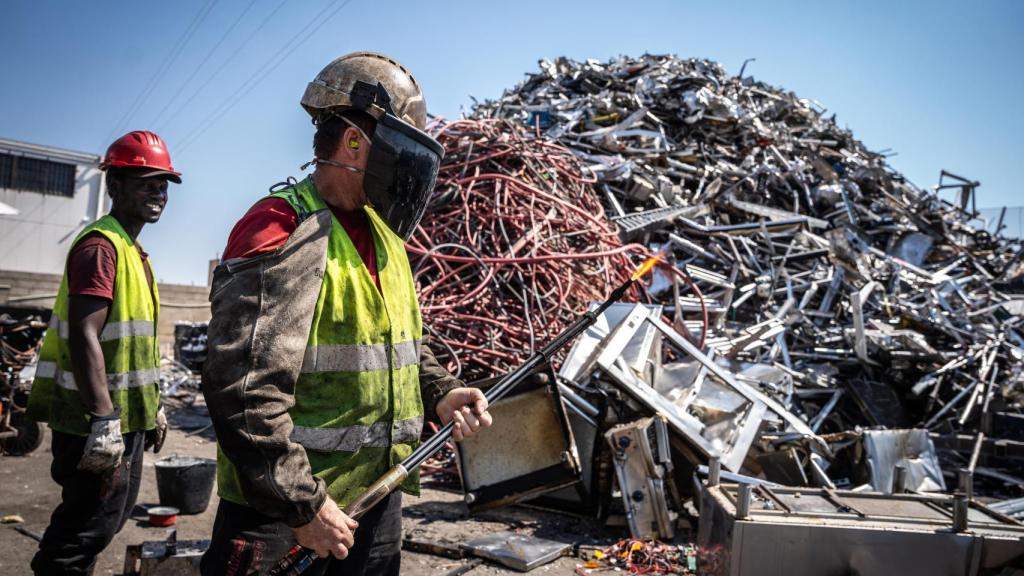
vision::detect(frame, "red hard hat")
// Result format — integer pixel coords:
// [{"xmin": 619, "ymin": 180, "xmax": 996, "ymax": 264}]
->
[{"xmin": 100, "ymin": 131, "xmax": 182, "ymax": 183}]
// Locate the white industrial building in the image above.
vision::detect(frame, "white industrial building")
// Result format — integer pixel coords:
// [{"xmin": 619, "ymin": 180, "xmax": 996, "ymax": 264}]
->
[{"xmin": 0, "ymin": 137, "xmax": 108, "ymax": 275}]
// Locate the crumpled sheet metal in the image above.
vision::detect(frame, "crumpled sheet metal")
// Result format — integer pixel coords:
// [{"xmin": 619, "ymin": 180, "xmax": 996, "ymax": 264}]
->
[{"xmin": 862, "ymin": 429, "xmax": 946, "ymax": 493}]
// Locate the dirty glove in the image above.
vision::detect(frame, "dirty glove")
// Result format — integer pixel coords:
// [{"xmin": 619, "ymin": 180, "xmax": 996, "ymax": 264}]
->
[
  {"xmin": 145, "ymin": 406, "xmax": 168, "ymax": 453},
  {"xmin": 77, "ymin": 410, "xmax": 124, "ymax": 474}
]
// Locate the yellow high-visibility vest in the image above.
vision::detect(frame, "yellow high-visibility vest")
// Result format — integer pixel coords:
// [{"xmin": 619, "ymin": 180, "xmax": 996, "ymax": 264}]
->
[
  {"xmin": 217, "ymin": 177, "xmax": 425, "ymax": 508},
  {"xmin": 27, "ymin": 215, "xmax": 161, "ymax": 435}
]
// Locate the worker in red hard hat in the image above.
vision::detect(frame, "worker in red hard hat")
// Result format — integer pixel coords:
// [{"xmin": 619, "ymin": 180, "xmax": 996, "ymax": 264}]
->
[{"xmin": 27, "ymin": 130, "xmax": 181, "ymax": 575}]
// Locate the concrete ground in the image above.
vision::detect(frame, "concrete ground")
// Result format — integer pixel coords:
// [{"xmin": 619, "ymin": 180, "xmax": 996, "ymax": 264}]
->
[{"xmin": 0, "ymin": 404, "xmax": 619, "ymax": 575}]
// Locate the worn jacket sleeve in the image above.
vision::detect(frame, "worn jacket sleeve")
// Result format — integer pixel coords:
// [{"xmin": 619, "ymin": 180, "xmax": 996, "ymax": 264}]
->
[
  {"xmin": 201, "ymin": 209, "xmax": 333, "ymax": 527},
  {"xmin": 419, "ymin": 338, "xmax": 463, "ymax": 423}
]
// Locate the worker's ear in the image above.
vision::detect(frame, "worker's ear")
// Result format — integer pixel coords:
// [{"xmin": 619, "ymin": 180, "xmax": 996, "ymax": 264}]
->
[
  {"xmin": 105, "ymin": 172, "xmax": 122, "ymax": 202},
  {"xmin": 340, "ymin": 125, "xmax": 367, "ymax": 161}
]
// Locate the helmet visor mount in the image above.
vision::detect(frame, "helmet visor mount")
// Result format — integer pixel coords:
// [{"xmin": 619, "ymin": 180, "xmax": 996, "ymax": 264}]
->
[{"xmin": 362, "ymin": 113, "xmax": 443, "ymax": 240}]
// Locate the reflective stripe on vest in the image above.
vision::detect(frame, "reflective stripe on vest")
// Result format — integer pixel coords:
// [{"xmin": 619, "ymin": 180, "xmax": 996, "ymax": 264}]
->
[
  {"xmin": 26, "ymin": 214, "xmax": 161, "ymax": 436},
  {"xmin": 47, "ymin": 316, "xmax": 156, "ymax": 342},
  {"xmin": 34, "ymin": 361, "xmax": 160, "ymax": 391},
  {"xmin": 300, "ymin": 339, "xmax": 421, "ymax": 374},
  {"xmin": 291, "ymin": 415, "xmax": 424, "ymax": 453}
]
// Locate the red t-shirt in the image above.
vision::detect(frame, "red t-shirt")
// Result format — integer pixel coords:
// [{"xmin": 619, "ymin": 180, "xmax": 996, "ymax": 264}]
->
[
  {"xmin": 222, "ymin": 198, "xmax": 379, "ymax": 286},
  {"xmin": 67, "ymin": 232, "xmax": 154, "ymax": 300}
]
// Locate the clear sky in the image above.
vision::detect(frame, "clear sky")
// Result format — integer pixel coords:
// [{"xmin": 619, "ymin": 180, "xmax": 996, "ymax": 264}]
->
[{"xmin": 2, "ymin": 0, "xmax": 1022, "ymax": 284}]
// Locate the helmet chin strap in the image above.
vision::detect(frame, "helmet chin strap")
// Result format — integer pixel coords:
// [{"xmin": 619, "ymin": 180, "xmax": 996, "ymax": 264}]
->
[{"xmin": 300, "ymin": 158, "xmax": 366, "ymax": 173}]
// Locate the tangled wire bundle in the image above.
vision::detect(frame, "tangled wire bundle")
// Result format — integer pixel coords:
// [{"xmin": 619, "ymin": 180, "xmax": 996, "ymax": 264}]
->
[{"xmin": 409, "ymin": 119, "xmax": 647, "ymax": 381}]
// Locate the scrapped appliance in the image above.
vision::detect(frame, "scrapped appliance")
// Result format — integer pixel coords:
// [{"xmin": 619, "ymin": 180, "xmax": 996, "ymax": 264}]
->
[
  {"xmin": 698, "ymin": 481, "xmax": 1024, "ymax": 576},
  {"xmin": 455, "ymin": 364, "xmax": 581, "ymax": 512},
  {"xmin": 605, "ymin": 415, "xmax": 680, "ymax": 539}
]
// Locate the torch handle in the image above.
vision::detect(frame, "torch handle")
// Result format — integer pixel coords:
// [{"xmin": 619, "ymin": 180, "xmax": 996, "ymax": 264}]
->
[
  {"xmin": 267, "ymin": 466, "xmax": 410, "ymax": 576},
  {"xmin": 343, "ymin": 464, "xmax": 409, "ymax": 520}
]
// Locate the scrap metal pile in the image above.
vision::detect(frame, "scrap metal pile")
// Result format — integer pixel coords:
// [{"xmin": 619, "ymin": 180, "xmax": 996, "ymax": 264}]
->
[
  {"xmin": 412, "ymin": 54, "xmax": 1024, "ymax": 556},
  {"xmin": 0, "ymin": 312, "xmax": 47, "ymax": 456},
  {"xmin": 157, "ymin": 322, "xmax": 208, "ymax": 404}
]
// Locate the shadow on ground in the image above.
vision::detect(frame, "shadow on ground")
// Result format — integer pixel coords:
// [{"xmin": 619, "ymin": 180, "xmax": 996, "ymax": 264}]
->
[{"xmin": 166, "ymin": 403, "xmax": 215, "ymax": 441}]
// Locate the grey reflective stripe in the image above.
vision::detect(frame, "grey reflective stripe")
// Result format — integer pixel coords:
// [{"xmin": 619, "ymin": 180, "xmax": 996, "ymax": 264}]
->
[
  {"xmin": 100, "ymin": 320, "xmax": 155, "ymax": 342},
  {"xmin": 36, "ymin": 360, "xmax": 57, "ymax": 378},
  {"xmin": 300, "ymin": 339, "xmax": 421, "ymax": 373},
  {"xmin": 392, "ymin": 340, "xmax": 420, "ymax": 371},
  {"xmin": 46, "ymin": 318, "xmax": 154, "ymax": 342},
  {"xmin": 48, "ymin": 316, "xmax": 68, "ymax": 339},
  {"xmin": 301, "ymin": 343, "xmax": 387, "ymax": 373},
  {"xmin": 106, "ymin": 368, "xmax": 160, "ymax": 390},
  {"xmin": 391, "ymin": 415, "xmax": 424, "ymax": 444},
  {"xmin": 33, "ymin": 361, "xmax": 158, "ymax": 391},
  {"xmin": 292, "ymin": 416, "xmax": 424, "ymax": 453}
]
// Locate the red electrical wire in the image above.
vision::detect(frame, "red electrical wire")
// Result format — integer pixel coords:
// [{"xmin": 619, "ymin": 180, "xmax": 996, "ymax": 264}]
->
[{"xmin": 412, "ymin": 119, "xmax": 708, "ymax": 381}]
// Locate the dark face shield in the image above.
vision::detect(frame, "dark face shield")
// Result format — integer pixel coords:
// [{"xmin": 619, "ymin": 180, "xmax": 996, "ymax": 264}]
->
[{"xmin": 363, "ymin": 114, "xmax": 444, "ymax": 240}]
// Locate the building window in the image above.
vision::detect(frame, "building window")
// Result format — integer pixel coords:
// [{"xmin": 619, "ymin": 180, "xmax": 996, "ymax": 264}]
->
[{"xmin": 0, "ymin": 153, "xmax": 77, "ymax": 197}]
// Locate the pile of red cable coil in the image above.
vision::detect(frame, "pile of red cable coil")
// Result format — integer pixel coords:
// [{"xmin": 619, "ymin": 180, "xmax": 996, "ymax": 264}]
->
[{"xmin": 409, "ymin": 118, "xmax": 648, "ymax": 381}]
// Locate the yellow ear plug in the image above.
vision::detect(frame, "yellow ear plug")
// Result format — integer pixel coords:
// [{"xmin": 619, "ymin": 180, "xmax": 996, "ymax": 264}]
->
[{"xmin": 349, "ymin": 139, "xmax": 360, "ymax": 149}]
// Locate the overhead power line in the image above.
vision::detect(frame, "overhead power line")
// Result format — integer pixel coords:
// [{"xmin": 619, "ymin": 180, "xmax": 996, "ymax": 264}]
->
[
  {"xmin": 150, "ymin": 0, "xmax": 260, "ymax": 129},
  {"xmin": 175, "ymin": 0, "xmax": 354, "ymax": 154},
  {"xmin": 157, "ymin": 0, "xmax": 290, "ymax": 135},
  {"xmin": 105, "ymin": 0, "xmax": 220, "ymax": 145}
]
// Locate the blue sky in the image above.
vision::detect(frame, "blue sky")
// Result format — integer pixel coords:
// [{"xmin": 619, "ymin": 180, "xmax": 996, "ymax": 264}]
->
[{"xmin": 2, "ymin": 0, "xmax": 1022, "ymax": 284}]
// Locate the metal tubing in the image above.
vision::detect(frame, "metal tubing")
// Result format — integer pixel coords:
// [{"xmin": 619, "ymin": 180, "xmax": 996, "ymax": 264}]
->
[
  {"xmin": 953, "ymin": 496, "xmax": 969, "ymax": 533},
  {"xmin": 708, "ymin": 457, "xmax": 721, "ymax": 486},
  {"xmin": 968, "ymin": 432, "xmax": 986, "ymax": 473},
  {"xmin": 556, "ymin": 382, "xmax": 599, "ymax": 418},
  {"xmin": 958, "ymin": 468, "xmax": 974, "ymax": 501},
  {"xmin": 736, "ymin": 483, "xmax": 752, "ymax": 519},
  {"xmin": 924, "ymin": 379, "xmax": 979, "ymax": 428},
  {"xmin": 696, "ymin": 465, "xmax": 780, "ymax": 488},
  {"xmin": 891, "ymin": 464, "xmax": 906, "ymax": 494}
]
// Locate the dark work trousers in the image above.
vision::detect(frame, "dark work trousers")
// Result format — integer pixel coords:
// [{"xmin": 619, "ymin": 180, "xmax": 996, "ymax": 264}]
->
[
  {"xmin": 201, "ymin": 490, "xmax": 402, "ymax": 576},
  {"xmin": 31, "ymin": 430, "xmax": 145, "ymax": 575}
]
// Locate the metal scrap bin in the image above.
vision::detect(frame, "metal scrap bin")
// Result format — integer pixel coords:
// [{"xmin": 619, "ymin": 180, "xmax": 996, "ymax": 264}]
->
[{"xmin": 697, "ymin": 483, "xmax": 1024, "ymax": 576}]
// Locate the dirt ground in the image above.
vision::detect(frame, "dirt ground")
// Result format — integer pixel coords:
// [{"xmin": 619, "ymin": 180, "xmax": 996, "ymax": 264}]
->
[{"xmin": 0, "ymin": 405, "xmax": 619, "ymax": 575}]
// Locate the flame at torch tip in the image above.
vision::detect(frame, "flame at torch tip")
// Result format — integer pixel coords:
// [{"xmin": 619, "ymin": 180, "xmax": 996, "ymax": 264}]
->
[
  {"xmin": 631, "ymin": 255, "xmax": 661, "ymax": 281},
  {"xmin": 630, "ymin": 246, "xmax": 672, "ymax": 281}
]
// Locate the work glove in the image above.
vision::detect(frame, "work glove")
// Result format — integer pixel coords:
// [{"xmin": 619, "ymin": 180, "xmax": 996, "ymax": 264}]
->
[
  {"xmin": 145, "ymin": 406, "xmax": 168, "ymax": 453},
  {"xmin": 77, "ymin": 410, "xmax": 124, "ymax": 474}
]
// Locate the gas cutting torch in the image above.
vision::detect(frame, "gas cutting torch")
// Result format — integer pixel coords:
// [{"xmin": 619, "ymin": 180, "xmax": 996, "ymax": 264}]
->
[{"xmin": 269, "ymin": 253, "xmax": 662, "ymax": 575}]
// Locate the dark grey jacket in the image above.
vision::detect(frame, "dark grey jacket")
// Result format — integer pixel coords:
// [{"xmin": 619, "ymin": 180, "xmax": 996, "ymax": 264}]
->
[{"xmin": 202, "ymin": 205, "xmax": 460, "ymax": 527}]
